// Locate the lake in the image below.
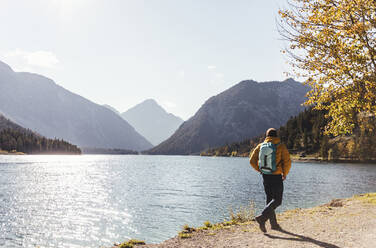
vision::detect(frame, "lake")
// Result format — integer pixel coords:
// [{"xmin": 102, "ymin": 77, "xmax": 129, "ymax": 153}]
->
[{"xmin": 0, "ymin": 155, "xmax": 375, "ymax": 247}]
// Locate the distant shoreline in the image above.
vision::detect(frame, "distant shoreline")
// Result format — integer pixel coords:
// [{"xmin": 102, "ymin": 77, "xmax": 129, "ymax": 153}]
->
[
  {"xmin": 291, "ymin": 156, "xmax": 376, "ymax": 164},
  {"xmin": 0, "ymin": 150, "xmax": 25, "ymax": 155},
  {"xmin": 0, "ymin": 150, "xmax": 81, "ymax": 155},
  {"xmin": 200, "ymin": 153, "xmax": 376, "ymax": 164}
]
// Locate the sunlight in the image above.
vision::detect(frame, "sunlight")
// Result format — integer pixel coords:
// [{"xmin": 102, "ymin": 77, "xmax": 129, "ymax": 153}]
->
[{"xmin": 50, "ymin": 0, "xmax": 89, "ymax": 18}]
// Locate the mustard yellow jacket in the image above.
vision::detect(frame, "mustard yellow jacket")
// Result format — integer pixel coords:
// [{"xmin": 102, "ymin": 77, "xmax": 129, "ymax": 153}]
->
[{"xmin": 249, "ymin": 137, "xmax": 291, "ymax": 176}]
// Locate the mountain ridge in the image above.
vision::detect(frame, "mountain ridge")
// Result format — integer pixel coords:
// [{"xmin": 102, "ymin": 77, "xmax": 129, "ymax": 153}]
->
[
  {"xmin": 148, "ymin": 79, "xmax": 309, "ymax": 155},
  {"xmin": 103, "ymin": 104, "xmax": 120, "ymax": 115},
  {"xmin": 0, "ymin": 60, "xmax": 153, "ymax": 151}
]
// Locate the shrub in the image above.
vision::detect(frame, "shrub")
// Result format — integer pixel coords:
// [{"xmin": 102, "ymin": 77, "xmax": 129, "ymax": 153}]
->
[
  {"xmin": 178, "ymin": 232, "xmax": 192, "ymax": 239},
  {"xmin": 203, "ymin": 221, "xmax": 212, "ymax": 228},
  {"xmin": 229, "ymin": 202, "xmax": 255, "ymax": 224},
  {"xmin": 119, "ymin": 239, "xmax": 145, "ymax": 248}
]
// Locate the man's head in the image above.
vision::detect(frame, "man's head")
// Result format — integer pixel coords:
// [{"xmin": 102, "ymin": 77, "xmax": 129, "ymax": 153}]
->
[{"xmin": 266, "ymin": 128, "xmax": 277, "ymax": 137}]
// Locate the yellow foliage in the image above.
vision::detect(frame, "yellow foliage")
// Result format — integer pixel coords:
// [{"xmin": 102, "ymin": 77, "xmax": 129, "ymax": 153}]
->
[
  {"xmin": 346, "ymin": 139, "xmax": 356, "ymax": 157},
  {"xmin": 279, "ymin": 0, "xmax": 376, "ymax": 136}
]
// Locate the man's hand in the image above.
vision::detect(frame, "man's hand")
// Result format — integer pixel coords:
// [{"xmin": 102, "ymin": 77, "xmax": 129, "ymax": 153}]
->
[{"xmin": 282, "ymin": 175, "xmax": 286, "ymax": 181}]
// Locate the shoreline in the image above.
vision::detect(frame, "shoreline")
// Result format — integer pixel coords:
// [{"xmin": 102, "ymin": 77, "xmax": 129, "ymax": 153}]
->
[
  {"xmin": 1, "ymin": 152, "xmax": 375, "ymax": 164},
  {"xmin": 291, "ymin": 157, "xmax": 376, "ymax": 164},
  {"xmin": 0, "ymin": 150, "xmax": 25, "ymax": 155},
  {"xmin": 0, "ymin": 151, "xmax": 81, "ymax": 155},
  {"xmin": 115, "ymin": 193, "xmax": 376, "ymax": 248},
  {"xmin": 202, "ymin": 153, "xmax": 376, "ymax": 164}
]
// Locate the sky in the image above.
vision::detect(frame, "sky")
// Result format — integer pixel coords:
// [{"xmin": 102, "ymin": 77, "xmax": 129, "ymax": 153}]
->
[{"xmin": 0, "ymin": 0, "xmax": 290, "ymax": 120}]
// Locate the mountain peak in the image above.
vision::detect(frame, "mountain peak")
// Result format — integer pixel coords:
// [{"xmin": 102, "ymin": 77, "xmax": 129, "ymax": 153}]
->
[
  {"xmin": 148, "ymin": 79, "xmax": 309, "ymax": 155},
  {"xmin": 0, "ymin": 60, "xmax": 14, "ymax": 74},
  {"xmin": 121, "ymin": 99, "xmax": 184, "ymax": 146},
  {"xmin": 142, "ymin": 98, "xmax": 158, "ymax": 105},
  {"xmin": 283, "ymin": 78, "xmax": 300, "ymax": 84},
  {"xmin": 126, "ymin": 98, "xmax": 168, "ymax": 117},
  {"xmin": 138, "ymin": 99, "xmax": 164, "ymax": 112}
]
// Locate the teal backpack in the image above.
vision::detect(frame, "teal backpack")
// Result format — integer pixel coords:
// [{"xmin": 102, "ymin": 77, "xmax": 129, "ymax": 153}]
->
[{"xmin": 258, "ymin": 142, "xmax": 279, "ymax": 174}]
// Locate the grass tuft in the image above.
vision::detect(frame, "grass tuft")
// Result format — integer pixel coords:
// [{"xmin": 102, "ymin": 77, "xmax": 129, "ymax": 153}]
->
[
  {"xmin": 229, "ymin": 201, "xmax": 255, "ymax": 224},
  {"xmin": 178, "ymin": 232, "xmax": 192, "ymax": 239},
  {"xmin": 174, "ymin": 202, "xmax": 255, "ymax": 240},
  {"xmin": 203, "ymin": 221, "xmax": 212, "ymax": 228},
  {"xmin": 355, "ymin": 193, "xmax": 376, "ymax": 205},
  {"xmin": 182, "ymin": 224, "xmax": 195, "ymax": 232},
  {"xmin": 178, "ymin": 224, "xmax": 195, "ymax": 239},
  {"xmin": 119, "ymin": 239, "xmax": 145, "ymax": 248}
]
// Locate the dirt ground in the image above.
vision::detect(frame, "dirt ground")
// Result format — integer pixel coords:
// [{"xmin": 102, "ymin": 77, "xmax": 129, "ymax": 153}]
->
[{"xmin": 121, "ymin": 193, "xmax": 376, "ymax": 248}]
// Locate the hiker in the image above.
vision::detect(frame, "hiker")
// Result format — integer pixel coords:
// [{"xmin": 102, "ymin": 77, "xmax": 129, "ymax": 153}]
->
[{"xmin": 249, "ymin": 128, "xmax": 291, "ymax": 232}]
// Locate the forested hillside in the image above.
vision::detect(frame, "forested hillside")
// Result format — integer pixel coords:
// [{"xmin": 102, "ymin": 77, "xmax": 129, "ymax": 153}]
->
[
  {"xmin": 201, "ymin": 108, "xmax": 376, "ymax": 162},
  {"xmin": 0, "ymin": 115, "xmax": 81, "ymax": 154}
]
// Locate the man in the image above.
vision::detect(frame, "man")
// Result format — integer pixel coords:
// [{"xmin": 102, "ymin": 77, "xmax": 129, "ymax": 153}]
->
[{"xmin": 249, "ymin": 128, "xmax": 291, "ymax": 232}]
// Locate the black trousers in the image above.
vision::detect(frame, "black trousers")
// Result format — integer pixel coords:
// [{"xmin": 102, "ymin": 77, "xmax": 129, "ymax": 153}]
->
[{"xmin": 261, "ymin": 174, "xmax": 284, "ymax": 224}]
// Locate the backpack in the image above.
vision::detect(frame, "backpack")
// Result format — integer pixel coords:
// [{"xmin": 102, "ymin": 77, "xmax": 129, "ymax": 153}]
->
[{"xmin": 258, "ymin": 142, "xmax": 279, "ymax": 174}]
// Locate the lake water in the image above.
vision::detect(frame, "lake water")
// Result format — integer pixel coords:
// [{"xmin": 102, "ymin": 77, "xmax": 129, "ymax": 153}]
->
[{"xmin": 0, "ymin": 155, "xmax": 375, "ymax": 247}]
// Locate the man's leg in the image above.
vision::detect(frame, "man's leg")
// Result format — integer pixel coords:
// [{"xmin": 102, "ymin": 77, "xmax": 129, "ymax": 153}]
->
[
  {"xmin": 269, "ymin": 210, "xmax": 278, "ymax": 227},
  {"xmin": 256, "ymin": 175, "xmax": 283, "ymax": 232},
  {"xmin": 261, "ymin": 179, "xmax": 282, "ymax": 219},
  {"xmin": 255, "ymin": 178, "xmax": 275, "ymax": 232},
  {"xmin": 269, "ymin": 180, "xmax": 283, "ymax": 229}
]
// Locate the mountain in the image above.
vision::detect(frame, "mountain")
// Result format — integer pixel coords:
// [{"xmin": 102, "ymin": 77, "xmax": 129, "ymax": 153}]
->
[
  {"xmin": 202, "ymin": 107, "xmax": 376, "ymax": 162},
  {"xmin": 200, "ymin": 107, "xmax": 327, "ymax": 157},
  {"xmin": 0, "ymin": 114, "xmax": 81, "ymax": 154},
  {"xmin": 148, "ymin": 79, "xmax": 310, "ymax": 155},
  {"xmin": 103, "ymin": 104, "xmax": 120, "ymax": 115},
  {"xmin": 121, "ymin": 99, "xmax": 184, "ymax": 146},
  {"xmin": 0, "ymin": 60, "xmax": 152, "ymax": 151},
  {"xmin": 0, "ymin": 114, "xmax": 26, "ymax": 132}
]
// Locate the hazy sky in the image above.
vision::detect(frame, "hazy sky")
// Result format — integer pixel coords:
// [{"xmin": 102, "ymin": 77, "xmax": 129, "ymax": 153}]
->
[{"xmin": 0, "ymin": 0, "xmax": 290, "ymax": 120}]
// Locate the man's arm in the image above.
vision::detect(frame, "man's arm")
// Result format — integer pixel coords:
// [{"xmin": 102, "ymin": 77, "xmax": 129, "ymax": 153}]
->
[
  {"xmin": 281, "ymin": 144, "xmax": 291, "ymax": 178},
  {"xmin": 249, "ymin": 144, "xmax": 261, "ymax": 172}
]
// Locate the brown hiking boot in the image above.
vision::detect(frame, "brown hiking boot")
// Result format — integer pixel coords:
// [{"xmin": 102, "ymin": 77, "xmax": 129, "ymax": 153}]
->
[
  {"xmin": 271, "ymin": 224, "xmax": 282, "ymax": 231},
  {"xmin": 255, "ymin": 215, "xmax": 267, "ymax": 233},
  {"xmin": 269, "ymin": 211, "xmax": 282, "ymax": 231}
]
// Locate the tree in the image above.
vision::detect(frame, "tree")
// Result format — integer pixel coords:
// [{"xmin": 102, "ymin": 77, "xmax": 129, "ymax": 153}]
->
[
  {"xmin": 320, "ymin": 135, "xmax": 329, "ymax": 160},
  {"xmin": 279, "ymin": 0, "xmax": 376, "ymax": 136}
]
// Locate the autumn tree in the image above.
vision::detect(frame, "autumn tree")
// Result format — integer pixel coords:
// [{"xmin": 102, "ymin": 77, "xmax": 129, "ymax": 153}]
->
[{"xmin": 279, "ymin": 0, "xmax": 376, "ymax": 136}]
